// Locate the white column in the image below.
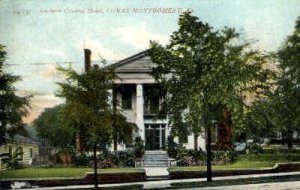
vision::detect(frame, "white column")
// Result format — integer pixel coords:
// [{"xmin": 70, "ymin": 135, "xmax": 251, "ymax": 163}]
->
[{"xmin": 136, "ymin": 84, "xmax": 145, "ymax": 141}]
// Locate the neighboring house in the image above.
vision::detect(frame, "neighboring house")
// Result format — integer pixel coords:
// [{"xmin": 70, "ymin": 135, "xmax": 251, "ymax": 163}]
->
[
  {"xmin": 85, "ymin": 49, "xmax": 207, "ymax": 151},
  {"xmin": 0, "ymin": 134, "xmax": 39, "ymax": 169}
]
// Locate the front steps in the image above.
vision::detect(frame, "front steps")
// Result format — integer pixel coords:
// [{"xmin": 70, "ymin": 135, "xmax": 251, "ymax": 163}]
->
[{"xmin": 143, "ymin": 150, "xmax": 169, "ymax": 167}]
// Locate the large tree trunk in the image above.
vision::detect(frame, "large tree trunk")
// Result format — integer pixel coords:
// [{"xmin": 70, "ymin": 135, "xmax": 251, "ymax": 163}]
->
[
  {"xmin": 93, "ymin": 142, "xmax": 98, "ymax": 189},
  {"xmin": 76, "ymin": 132, "xmax": 83, "ymax": 153},
  {"xmin": 194, "ymin": 133, "xmax": 198, "ymax": 151},
  {"xmin": 217, "ymin": 107, "xmax": 233, "ymax": 150},
  {"xmin": 206, "ymin": 123, "xmax": 212, "ymax": 182}
]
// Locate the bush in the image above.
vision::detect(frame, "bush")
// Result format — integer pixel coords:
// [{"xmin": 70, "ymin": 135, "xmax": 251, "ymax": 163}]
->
[
  {"xmin": 174, "ymin": 146, "xmax": 238, "ymax": 166},
  {"xmin": 247, "ymin": 143, "xmax": 263, "ymax": 154},
  {"xmin": 73, "ymin": 153, "xmax": 90, "ymax": 167},
  {"xmin": 166, "ymin": 136, "xmax": 179, "ymax": 158},
  {"xmin": 115, "ymin": 150, "xmax": 135, "ymax": 167},
  {"xmin": 95, "ymin": 150, "xmax": 136, "ymax": 168},
  {"xmin": 133, "ymin": 136, "xmax": 145, "ymax": 158},
  {"xmin": 212, "ymin": 150, "xmax": 238, "ymax": 165}
]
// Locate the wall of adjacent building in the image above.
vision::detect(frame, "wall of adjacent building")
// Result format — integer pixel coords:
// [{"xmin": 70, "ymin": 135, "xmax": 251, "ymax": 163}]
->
[{"xmin": 0, "ymin": 142, "xmax": 39, "ymax": 169}]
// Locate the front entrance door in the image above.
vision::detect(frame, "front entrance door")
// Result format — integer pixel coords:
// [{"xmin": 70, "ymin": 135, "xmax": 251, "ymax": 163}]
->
[{"xmin": 145, "ymin": 124, "xmax": 166, "ymax": 150}]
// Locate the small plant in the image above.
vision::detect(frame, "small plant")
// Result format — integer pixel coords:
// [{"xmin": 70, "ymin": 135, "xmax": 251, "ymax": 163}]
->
[
  {"xmin": 133, "ymin": 136, "xmax": 145, "ymax": 158},
  {"xmin": 247, "ymin": 143, "xmax": 263, "ymax": 154},
  {"xmin": 73, "ymin": 153, "xmax": 90, "ymax": 167},
  {"xmin": 166, "ymin": 135, "xmax": 179, "ymax": 158},
  {"xmin": 1, "ymin": 147, "xmax": 24, "ymax": 169}
]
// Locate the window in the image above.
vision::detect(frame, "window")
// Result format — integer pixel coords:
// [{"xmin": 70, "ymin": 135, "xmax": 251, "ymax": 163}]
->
[
  {"xmin": 18, "ymin": 147, "xmax": 23, "ymax": 161},
  {"xmin": 30, "ymin": 148, "xmax": 33, "ymax": 158},
  {"xmin": 145, "ymin": 96, "xmax": 159, "ymax": 114},
  {"xmin": 122, "ymin": 90, "xmax": 132, "ymax": 109}
]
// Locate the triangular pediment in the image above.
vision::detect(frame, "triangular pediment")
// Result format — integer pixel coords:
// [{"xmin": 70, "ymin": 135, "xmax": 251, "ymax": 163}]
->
[{"xmin": 111, "ymin": 50, "xmax": 156, "ymax": 73}]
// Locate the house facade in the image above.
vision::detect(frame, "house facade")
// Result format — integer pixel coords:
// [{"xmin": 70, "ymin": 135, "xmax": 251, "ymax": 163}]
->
[
  {"xmin": 106, "ymin": 50, "xmax": 206, "ymax": 151},
  {"xmin": 0, "ymin": 135, "xmax": 39, "ymax": 169}
]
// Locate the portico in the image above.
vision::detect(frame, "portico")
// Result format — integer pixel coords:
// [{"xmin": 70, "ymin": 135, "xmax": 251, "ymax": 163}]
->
[{"xmin": 110, "ymin": 50, "xmax": 205, "ymax": 151}]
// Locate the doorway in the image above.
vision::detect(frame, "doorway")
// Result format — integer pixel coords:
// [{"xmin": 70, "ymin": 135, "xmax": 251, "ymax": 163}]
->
[{"xmin": 145, "ymin": 124, "xmax": 166, "ymax": 150}]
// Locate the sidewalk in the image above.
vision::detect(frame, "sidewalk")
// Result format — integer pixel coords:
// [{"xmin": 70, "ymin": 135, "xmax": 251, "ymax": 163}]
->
[{"xmin": 19, "ymin": 171, "xmax": 300, "ymax": 190}]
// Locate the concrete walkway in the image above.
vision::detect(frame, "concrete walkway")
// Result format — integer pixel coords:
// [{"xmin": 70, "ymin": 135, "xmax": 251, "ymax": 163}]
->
[
  {"xmin": 143, "ymin": 167, "xmax": 169, "ymax": 177},
  {"xmin": 19, "ymin": 171, "xmax": 300, "ymax": 190}
]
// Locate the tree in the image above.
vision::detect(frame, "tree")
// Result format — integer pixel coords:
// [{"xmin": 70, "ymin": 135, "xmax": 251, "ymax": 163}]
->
[
  {"xmin": 57, "ymin": 63, "xmax": 136, "ymax": 188},
  {"xmin": 34, "ymin": 104, "xmax": 74, "ymax": 149},
  {"xmin": 0, "ymin": 44, "xmax": 30, "ymax": 145},
  {"xmin": 150, "ymin": 12, "xmax": 272, "ymax": 181},
  {"xmin": 267, "ymin": 17, "xmax": 300, "ymax": 149},
  {"xmin": 57, "ymin": 65, "xmax": 113, "ymax": 188}
]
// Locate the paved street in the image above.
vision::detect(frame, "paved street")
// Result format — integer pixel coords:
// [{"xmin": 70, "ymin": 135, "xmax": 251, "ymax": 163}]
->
[
  {"xmin": 19, "ymin": 172, "xmax": 300, "ymax": 190},
  {"xmin": 180, "ymin": 181, "xmax": 300, "ymax": 190}
]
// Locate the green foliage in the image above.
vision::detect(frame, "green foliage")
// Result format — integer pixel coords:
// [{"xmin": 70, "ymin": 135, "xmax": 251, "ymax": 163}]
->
[
  {"xmin": 73, "ymin": 153, "xmax": 91, "ymax": 167},
  {"xmin": 0, "ymin": 44, "xmax": 30, "ymax": 145},
  {"xmin": 133, "ymin": 136, "xmax": 145, "ymax": 158},
  {"xmin": 34, "ymin": 104, "xmax": 74, "ymax": 149},
  {"xmin": 246, "ymin": 17, "xmax": 300, "ymax": 148},
  {"xmin": 166, "ymin": 135, "xmax": 179, "ymax": 158},
  {"xmin": 174, "ymin": 146, "xmax": 238, "ymax": 166},
  {"xmin": 238, "ymin": 153, "xmax": 300, "ymax": 162},
  {"xmin": 241, "ymin": 96, "xmax": 278, "ymax": 142},
  {"xmin": 150, "ymin": 11, "xmax": 273, "ymax": 144},
  {"xmin": 1, "ymin": 147, "xmax": 24, "ymax": 169},
  {"xmin": 57, "ymin": 64, "xmax": 136, "ymax": 152},
  {"xmin": 57, "ymin": 66, "xmax": 115, "ymax": 149},
  {"xmin": 96, "ymin": 150, "xmax": 135, "ymax": 168},
  {"xmin": 246, "ymin": 143, "xmax": 264, "ymax": 154},
  {"xmin": 112, "ymin": 113, "xmax": 138, "ymax": 148}
]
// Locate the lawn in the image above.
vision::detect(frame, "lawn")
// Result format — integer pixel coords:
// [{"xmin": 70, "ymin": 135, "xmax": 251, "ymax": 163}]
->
[
  {"xmin": 169, "ymin": 152, "xmax": 300, "ymax": 172},
  {"xmin": 0, "ymin": 167, "xmax": 143, "ymax": 179}
]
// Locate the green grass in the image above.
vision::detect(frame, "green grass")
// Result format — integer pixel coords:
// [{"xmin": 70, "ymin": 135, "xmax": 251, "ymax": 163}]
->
[
  {"xmin": 168, "ymin": 162, "xmax": 275, "ymax": 172},
  {"xmin": 169, "ymin": 152, "xmax": 300, "ymax": 172},
  {"xmin": 0, "ymin": 167, "xmax": 143, "ymax": 179}
]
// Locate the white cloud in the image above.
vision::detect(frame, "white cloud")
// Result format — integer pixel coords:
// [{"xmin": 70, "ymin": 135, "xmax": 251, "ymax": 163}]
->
[
  {"xmin": 23, "ymin": 94, "xmax": 63, "ymax": 124},
  {"xmin": 242, "ymin": 17, "xmax": 282, "ymax": 52},
  {"xmin": 42, "ymin": 49, "xmax": 68, "ymax": 61},
  {"xmin": 76, "ymin": 39, "xmax": 127, "ymax": 61},
  {"xmin": 115, "ymin": 23, "xmax": 169, "ymax": 49}
]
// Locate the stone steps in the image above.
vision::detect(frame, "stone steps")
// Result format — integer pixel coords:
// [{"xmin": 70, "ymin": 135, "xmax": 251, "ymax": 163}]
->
[{"xmin": 143, "ymin": 150, "xmax": 169, "ymax": 167}]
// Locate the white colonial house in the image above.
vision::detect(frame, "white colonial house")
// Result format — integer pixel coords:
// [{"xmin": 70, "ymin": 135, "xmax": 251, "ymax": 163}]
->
[{"xmin": 85, "ymin": 49, "xmax": 206, "ymax": 152}]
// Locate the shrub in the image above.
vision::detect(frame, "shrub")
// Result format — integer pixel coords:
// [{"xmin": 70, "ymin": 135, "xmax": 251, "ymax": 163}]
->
[
  {"xmin": 133, "ymin": 136, "xmax": 145, "ymax": 158},
  {"xmin": 247, "ymin": 143, "xmax": 263, "ymax": 154},
  {"xmin": 73, "ymin": 153, "xmax": 90, "ymax": 167},
  {"xmin": 115, "ymin": 150, "xmax": 135, "ymax": 167},
  {"xmin": 177, "ymin": 156, "xmax": 193, "ymax": 166},
  {"xmin": 212, "ymin": 150, "xmax": 238, "ymax": 165},
  {"xmin": 188, "ymin": 149, "xmax": 207, "ymax": 165},
  {"xmin": 166, "ymin": 136, "xmax": 179, "ymax": 158}
]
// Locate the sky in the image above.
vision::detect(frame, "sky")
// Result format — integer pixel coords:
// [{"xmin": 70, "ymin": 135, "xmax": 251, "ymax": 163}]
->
[{"xmin": 0, "ymin": 0, "xmax": 299, "ymax": 124}]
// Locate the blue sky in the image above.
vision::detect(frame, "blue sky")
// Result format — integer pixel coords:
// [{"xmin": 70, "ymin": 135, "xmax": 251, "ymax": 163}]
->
[{"xmin": 0, "ymin": 0, "xmax": 299, "ymax": 123}]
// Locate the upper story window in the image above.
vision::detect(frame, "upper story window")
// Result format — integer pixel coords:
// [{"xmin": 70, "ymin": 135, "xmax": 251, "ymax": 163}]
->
[
  {"xmin": 122, "ymin": 90, "xmax": 132, "ymax": 110},
  {"xmin": 145, "ymin": 96, "xmax": 160, "ymax": 114}
]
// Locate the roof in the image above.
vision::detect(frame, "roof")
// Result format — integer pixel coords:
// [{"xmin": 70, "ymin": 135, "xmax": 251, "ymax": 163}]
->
[
  {"xmin": 13, "ymin": 134, "xmax": 38, "ymax": 144},
  {"xmin": 109, "ymin": 49, "xmax": 151, "ymax": 70}
]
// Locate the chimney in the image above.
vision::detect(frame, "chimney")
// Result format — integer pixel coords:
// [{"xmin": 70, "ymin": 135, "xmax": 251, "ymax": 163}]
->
[{"xmin": 84, "ymin": 49, "xmax": 91, "ymax": 72}]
